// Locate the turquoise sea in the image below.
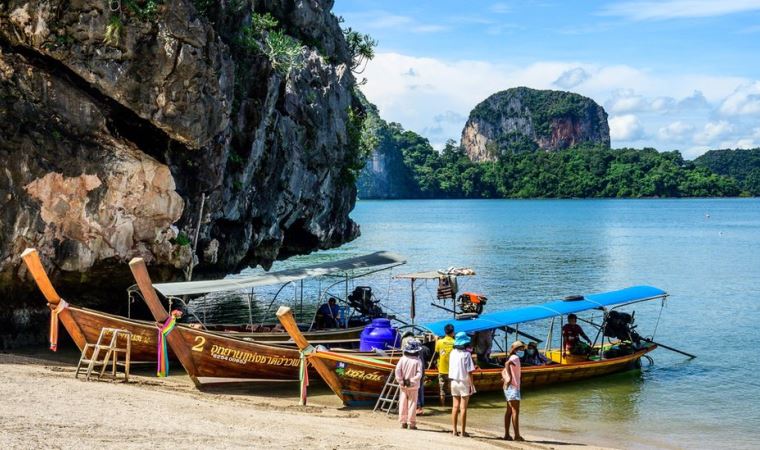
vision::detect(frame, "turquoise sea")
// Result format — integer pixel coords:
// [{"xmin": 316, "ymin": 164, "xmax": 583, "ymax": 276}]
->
[{"xmin": 213, "ymin": 199, "xmax": 760, "ymax": 449}]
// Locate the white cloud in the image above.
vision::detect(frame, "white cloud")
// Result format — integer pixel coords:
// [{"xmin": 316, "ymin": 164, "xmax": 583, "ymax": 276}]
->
[
  {"xmin": 343, "ymin": 10, "xmax": 445, "ymax": 33},
  {"xmin": 412, "ymin": 25, "xmax": 449, "ymax": 33},
  {"xmin": 658, "ymin": 121, "xmax": 695, "ymax": 141},
  {"xmin": 359, "ymin": 52, "xmax": 755, "ymax": 155},
  {"xmin": 734, "ymin": 138, "xmax": 759, "ymax": 148},
  {"xmin": 600, "ymin": 0, "xmax": 760, "ymax": 20},
  {"xmin": 607, "ymin": 90, "xmax": 648, "ymax": 113},
  {"xmin": 719, "ymin": 82, "xmax": 760, "ymax": 116},
  {"xmin": 694, "ymin": 121, "xmax": 735, "ymax": 144},
  {"xmin": 606, "ymin": 89, "xmax": 711, "ymax": 114},
  {"xmin": 490, "ymin": 2, "xmax": 511, "ymax": 14},
  {"xmin": 677, "ymin": 90, "xmax": 710, "ymax": 109},
  {"xmin": 364, "ymin": 13, "xmax": 413, "ymax": 29},
  {"xmin": 554, "ymin": 67, "xmax": 591, "ymax": 89},
  {"xmin": 609, "ymin": 115, "xmax": 645, "ymax": 140}
]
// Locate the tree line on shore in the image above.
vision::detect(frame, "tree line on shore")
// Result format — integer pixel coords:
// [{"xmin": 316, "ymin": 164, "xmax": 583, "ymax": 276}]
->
[{"xmin": 358, "ymin": 121, "xmax": 758, "ymax": 199}]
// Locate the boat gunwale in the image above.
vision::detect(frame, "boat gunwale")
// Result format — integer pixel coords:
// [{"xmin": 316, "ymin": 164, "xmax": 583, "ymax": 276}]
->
[
  {"xmin": 311, "ymin": 344, "xmax": 657, "ymax": 374},
  {"xmin": 74, "ymin": 305, "xmax": 362, "ymax": 348}
]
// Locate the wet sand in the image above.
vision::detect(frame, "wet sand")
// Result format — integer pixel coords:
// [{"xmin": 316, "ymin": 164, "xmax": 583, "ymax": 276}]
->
[{"xmin": 0, "ymin": 351, "xmax": 609, "ymax": 449}]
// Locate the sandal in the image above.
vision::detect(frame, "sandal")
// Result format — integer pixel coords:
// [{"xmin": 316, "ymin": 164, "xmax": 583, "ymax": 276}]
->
[
  {"xmin": 409, "ymin": 425, "xmax": 418, "ymax": 430},
  {"xmin": 503, "ymin": 435, "xmax": 513, "ymax": 441},
  {"xmin": 514, "ymin": 436, "xmax": 525, "ymax": 441},
  {"xmin": 401, "ymin": 423, "xmax": 407, "ymax": 429},
  {"xmin": 461, "ymin": 432, "xmax": 471, "ymax": 438}
]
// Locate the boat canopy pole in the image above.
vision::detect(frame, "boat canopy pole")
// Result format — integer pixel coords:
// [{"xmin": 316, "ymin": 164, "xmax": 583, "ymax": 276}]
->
[
  {"xmin": 410, "ymin": 278, "xmax": 416, "ymax": 326},
  {"xmin": 545, "ymin": 317, "xmax": 555, "ymax": 354},
  {"xmin": 248, "ymin": 288, "xmax": 254, "ymax": 329},
  {"xmin": 589, "ymin": 311, "xmax": 608, "ymax": 360}
]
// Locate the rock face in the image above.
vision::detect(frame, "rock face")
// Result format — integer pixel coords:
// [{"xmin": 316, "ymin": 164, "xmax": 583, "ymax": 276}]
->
[
  {"xmin": 0, "ymin": 0, "xmax": 361, "ymax": 345},
  {"xmin": 462, "ymin": 87, "xmax": 610, "ymax": 162},
  {"xmin": 356, "ymin": 95, "xmax": 420, "ymax": 199}
]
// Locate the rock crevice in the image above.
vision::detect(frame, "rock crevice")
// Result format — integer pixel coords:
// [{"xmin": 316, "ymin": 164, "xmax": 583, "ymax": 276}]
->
[{"xmin": 0, "ymin": 0, "xmax": 361, "ymax": 345}]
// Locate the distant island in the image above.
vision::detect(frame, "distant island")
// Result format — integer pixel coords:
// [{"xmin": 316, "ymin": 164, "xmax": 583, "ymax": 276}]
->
[{"xmin": 357, "ymin": 87, "xmax": 759, "ymax": 199}]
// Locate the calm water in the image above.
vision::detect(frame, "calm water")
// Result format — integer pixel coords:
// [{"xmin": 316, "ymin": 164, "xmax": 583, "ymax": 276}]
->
[{"xmin": 213, "ymin": 199, "xmax": 760, "ymax": 449}]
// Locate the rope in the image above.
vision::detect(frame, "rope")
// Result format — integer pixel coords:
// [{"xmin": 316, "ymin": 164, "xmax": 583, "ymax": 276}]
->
[
  {"xmin": 156, "ymin": 310, "xmax": 181, "ymax": 377},
  {"xmin": 299, "ymin": 345, "xmax": 315, "ymax": 405},
  {"xmin": 49, "ymin": 300, "xmax": 69, "ymax": 352}
]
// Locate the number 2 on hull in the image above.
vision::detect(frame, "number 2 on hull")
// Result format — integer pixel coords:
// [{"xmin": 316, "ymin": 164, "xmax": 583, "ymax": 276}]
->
[{"xmin": 192, "ymin": 336, "xmax": 206, "ymax": 352}]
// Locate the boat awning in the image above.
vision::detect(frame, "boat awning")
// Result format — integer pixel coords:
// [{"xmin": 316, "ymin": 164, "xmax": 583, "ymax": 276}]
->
[
  {"xmin": 153, "ymin": 251, "xmax": 406, "ymax": 297},
  {"xmin": 423, "ymin": 285, "xmax": 667, "ymax": 336}
]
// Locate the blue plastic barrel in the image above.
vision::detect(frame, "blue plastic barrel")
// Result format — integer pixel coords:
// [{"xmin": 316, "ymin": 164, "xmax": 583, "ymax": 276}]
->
[{"xmin": 359, "ymin": 318, "xmax": 399, "ymax": 352}]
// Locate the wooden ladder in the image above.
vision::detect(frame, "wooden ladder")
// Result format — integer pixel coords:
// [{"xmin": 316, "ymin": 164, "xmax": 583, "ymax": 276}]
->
[
  {"xmin": 75, "ymin": 327, "xmax": 132, "ymax": 381},
  {"xmin": 373, "ymin": 371, "xmax": 401, "ymax": 414}
]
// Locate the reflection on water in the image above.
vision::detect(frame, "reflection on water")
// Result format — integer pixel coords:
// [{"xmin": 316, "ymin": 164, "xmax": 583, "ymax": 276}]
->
[{"xmin": 205, "ymin": 199, "xmax": 760, "ymax": 448}]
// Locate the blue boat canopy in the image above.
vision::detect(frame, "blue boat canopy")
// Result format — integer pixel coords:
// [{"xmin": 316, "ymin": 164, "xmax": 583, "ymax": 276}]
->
[{"xmin": 423, "ymin": 285, "xmax": 667, "ymax": 336}]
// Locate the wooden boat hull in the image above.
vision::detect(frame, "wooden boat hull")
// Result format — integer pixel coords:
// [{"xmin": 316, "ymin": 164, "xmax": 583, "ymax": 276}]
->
[
  {"xmin": 309, "ymin": 344, "xmax": 658, "ymax": 406},
  {"xmin": 56, "ymin": 306, "xmax": 365, "ymax": 364},
  {"xmin": 66, "ymin": 306, "xmax": 168, "ymax": 363}
]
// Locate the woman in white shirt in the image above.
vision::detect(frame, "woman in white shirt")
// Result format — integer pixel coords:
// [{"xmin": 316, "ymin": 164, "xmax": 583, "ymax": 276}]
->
[{"xmin": 448, "ymin": 332, "xmax": 476, "ymax": 437}]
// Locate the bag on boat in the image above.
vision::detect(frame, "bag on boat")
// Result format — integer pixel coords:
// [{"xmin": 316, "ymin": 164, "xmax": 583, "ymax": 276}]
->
[{"xmin": 437, "ymin": 276, "xmax": 457, "ymax": 299}]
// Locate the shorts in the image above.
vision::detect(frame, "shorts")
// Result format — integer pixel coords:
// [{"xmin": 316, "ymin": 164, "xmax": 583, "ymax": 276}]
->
[
  {"xmin": 450, "ymin": 380, "xmax": 471, "ymax": 397},
  {"xmin": 504, "ymin": 385, "xmax": 521, "ymax": 401},
  {"xmin": 437, "ymin": 374, "xmax": 450, "ymax": 396}
]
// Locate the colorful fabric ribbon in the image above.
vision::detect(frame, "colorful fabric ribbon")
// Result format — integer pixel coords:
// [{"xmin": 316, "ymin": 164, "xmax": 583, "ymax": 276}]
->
[
  {"xmin": 49, "ymin": 300, "xmax": 69, "ymax": 352},
  {"xmin": 299, "ymin": 350, "xmax": 310, "ymax": 405},
  {"xmin": 156, "ymin": 311, "xmax": 180, "ymax": 377}
]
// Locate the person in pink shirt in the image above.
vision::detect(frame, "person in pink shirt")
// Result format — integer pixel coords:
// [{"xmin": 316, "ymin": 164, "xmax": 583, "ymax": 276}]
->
[
  {"xmin": 394, "ymin": 339, "xmax": 424, "ymax": 429},
  {"xmin": 502, "ymin": 340, "xmax": 526, "ymax": 441}
]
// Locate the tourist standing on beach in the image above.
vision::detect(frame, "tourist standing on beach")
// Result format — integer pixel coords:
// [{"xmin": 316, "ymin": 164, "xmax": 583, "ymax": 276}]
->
[
  {"xmin": 503, "ymin": 340, "xmax": 526, "ymax": 442},
  {"xmin": 395, "ymin": 339, "xmax": 423, "ymax": 429},
  {"xmin": 401, "ymin": 332, "xmax": 430, "ymax": 415},
  {"xmin": 434, "ymin": 323, "xmax": 455, "ymax": 406},
  {"xmin": 448, "ymin": 332, "xmax": 476, "ymax": 437}
]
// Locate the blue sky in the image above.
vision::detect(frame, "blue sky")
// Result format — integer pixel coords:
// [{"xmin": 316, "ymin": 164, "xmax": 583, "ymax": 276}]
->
[{"xmin": 334, "ymin": 0, "xmax": 760, "ymax": 158}]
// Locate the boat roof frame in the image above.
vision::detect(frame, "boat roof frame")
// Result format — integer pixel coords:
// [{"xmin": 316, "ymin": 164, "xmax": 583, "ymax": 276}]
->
[
  {"xmin": 151, "ymin": 251, "xmax": 407, "ymax": 297},
  {"xmin": 422, "ymin": 285, "xmax": 668, "ymax": 336},
  {"xmin": 394, "ymin": 269, "xmax": 476, "ymax": 280}
]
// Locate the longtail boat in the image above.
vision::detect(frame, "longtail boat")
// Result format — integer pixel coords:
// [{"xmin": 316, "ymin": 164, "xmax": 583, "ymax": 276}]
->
[
  {"xmin": 277, "ymin": 286, "xmax": 676, "ymax": 406},
  {"xmin": 21, "ymin": 248, "xmax": 405, "ymax": 366},
  {"xmin": 127, "ymin": 256, "xmax": 417, "ymax": 386}
]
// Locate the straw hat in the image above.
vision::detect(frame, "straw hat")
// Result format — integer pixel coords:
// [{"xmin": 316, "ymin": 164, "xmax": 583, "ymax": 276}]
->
[
  {"xmin": 454, "ymin": 331, "xmax": 471, "ymax": 347},
  {"xmin": 510, "ymin": 340, "xmax": 526, "ymax": 353}
]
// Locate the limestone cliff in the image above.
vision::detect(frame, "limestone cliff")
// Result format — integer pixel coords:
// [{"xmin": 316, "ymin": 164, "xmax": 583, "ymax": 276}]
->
[
  {"xmin": 356, "ymin": 94, "xmax": 421, "ymax": 199},
  {"xmin": 462, "ymin": 87, "xmax": 610, "ymax": 162},
  {"xmin": 0, "ymin": 0, "xmax": 362, "ymax": 345}
]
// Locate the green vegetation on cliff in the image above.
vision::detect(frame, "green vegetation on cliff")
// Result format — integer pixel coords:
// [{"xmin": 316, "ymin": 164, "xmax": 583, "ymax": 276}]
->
[
  {"xmin": 470, "ymin": 87, "xmax": 607, "ymax": 140},
  {"xmin": 694, "ymin": 149, "xmax": 760, "ymax": 195},
  {"xmin": 358, "ymin": 124, "xmax": 742, "ymax": 198}
]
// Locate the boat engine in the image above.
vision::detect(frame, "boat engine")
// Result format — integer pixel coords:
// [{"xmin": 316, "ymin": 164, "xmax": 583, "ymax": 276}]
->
[
  {"xmin": 603, "ymin": 310, "xmax": 642, "ymax": 344},
  {"xmin": 458, "ymin": 292, "xmax": 487, "ymax": 315},
  {"xmin": 347, "ymin": 286, "xmax": 384, "ymax": 318}
]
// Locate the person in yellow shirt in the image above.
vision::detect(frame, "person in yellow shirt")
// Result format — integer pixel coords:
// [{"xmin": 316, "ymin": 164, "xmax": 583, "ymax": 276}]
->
[{"xmin": 434, "ymin": 323, "xmax": 456, "ymax": 406}]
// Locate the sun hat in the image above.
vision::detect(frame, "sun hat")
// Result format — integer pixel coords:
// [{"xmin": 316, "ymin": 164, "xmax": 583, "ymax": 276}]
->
[
  {"xmin": 510, "ymin": 340, "xmax": 526, "ymax": 353},
  {"xmin": 454, "ymin": 331, "xmax": 471, "ymax": 347},
  {"xmin": 403, "ymin": 338, "xmax": 422, "ymax": 354}
]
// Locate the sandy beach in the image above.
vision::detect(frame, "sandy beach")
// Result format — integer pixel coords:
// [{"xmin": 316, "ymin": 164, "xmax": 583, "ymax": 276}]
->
[{"xmin": 0, "ymin": 351, "xmax": 609, "ymax": 450}]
